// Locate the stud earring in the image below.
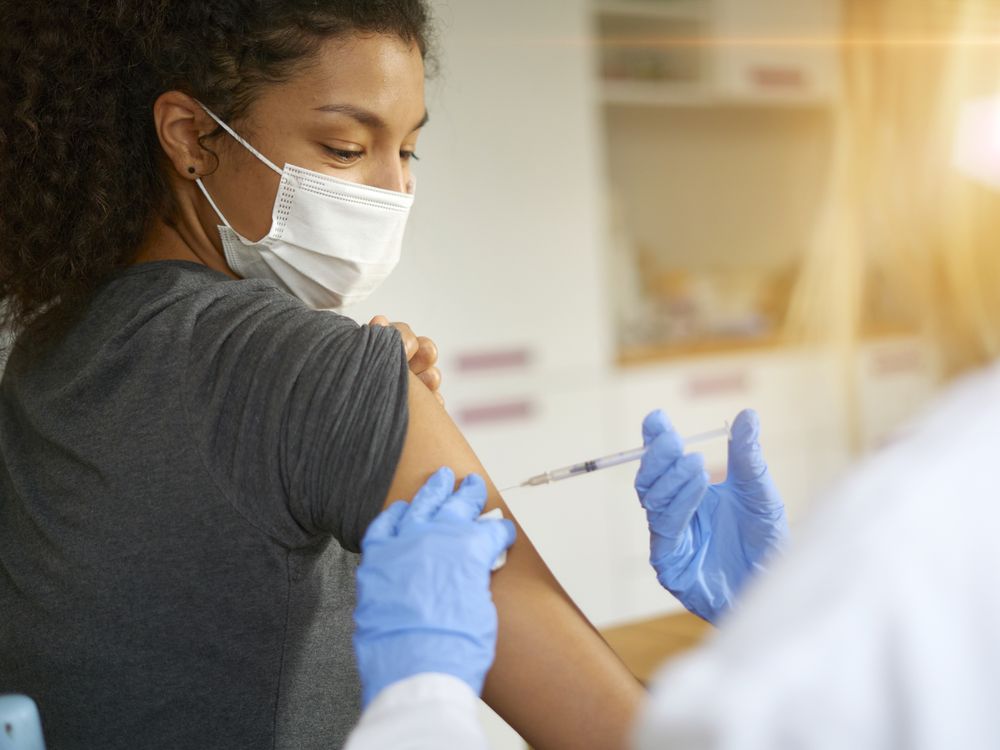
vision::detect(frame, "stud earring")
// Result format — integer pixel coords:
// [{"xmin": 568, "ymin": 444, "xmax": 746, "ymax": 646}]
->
[{"xmin": 187, "ymin": 166, "xmax": 196, "ymax": 175}]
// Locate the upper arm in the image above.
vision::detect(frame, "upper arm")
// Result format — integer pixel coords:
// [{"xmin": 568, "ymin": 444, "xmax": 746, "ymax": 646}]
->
[
  {"xmin": 189, "ymin": 296, "xmax": 408, "ymax": 551},
  {"xmin": 383, "ymin": 372, "xmax": 563, "ymax": 591},
  {"xmin": 381, "ymin": 374, "xmax": 644, "ymax": 750},
  {"xmin": 383, "ymin": 373, "xmax": 506, "ymax": 516}
]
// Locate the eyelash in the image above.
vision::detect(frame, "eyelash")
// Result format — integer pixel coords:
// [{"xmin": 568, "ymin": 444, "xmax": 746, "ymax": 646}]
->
[{"xmin": 322, "ymin": 146, "xmax": 420, "ymax": 164}]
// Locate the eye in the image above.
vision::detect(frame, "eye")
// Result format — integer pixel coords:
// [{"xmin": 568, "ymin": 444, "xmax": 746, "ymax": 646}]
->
[
  {"xmin": 322, "ymin": 145, "xmax": 364, "ymax": 165},
  {"xmin": 400, "ymin": 150, "xmax": 420, "ymax": 163}
]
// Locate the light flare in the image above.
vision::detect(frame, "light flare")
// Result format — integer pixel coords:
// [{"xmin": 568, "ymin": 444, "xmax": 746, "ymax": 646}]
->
[
  {"xmin": 516, "ymin": 35, "xmax": 1000, "ymax": 49},
  {"xmin": 954, "ymin": 95, "xmax": 1000, "ymax": 191}
]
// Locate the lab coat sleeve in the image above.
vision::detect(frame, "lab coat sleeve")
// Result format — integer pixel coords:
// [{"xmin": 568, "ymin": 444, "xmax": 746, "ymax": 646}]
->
[{"xmin": 343, "ymin": 673, "xmax": 491, "ymax": 750}]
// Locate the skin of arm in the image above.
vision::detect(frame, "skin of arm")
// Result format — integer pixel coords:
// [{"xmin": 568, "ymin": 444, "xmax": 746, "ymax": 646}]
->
[{"xmin": 383, "ymin": 373, "xmax": 644, "ymax": 750}]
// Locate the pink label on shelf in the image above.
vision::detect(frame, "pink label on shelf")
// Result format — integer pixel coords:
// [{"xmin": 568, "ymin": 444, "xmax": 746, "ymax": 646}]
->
[
  {"xmin": 750, "ymin": 66, "xmax": 806, "ymax": 90},
  {"xmin": 455, "ymin": 348, "xmax": 533, "ymax": 373},
  {"xmin": 456, "ymin": 400, "xmax": 535, "ymax": 427}
]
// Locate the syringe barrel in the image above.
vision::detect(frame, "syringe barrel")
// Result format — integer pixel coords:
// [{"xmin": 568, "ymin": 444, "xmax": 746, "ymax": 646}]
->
[
  {"xmin": 546, "ymin": 463, "xmax": 592, "ymax": 483},
  {"xmin": 514, "ymin": 423, "xmax": 730, "ymax": 489},
  {"xmin": 591, "ymin": 446, "xmax": 648, "ymax": 472}
]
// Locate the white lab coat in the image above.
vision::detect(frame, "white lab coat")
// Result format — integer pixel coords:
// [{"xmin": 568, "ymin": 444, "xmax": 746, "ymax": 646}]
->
[{"xmin": 346, "ymin": 360, "xmax": 1000, "ymax": 750}]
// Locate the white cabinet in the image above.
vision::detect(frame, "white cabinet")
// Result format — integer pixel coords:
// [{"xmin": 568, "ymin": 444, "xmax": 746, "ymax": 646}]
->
[
  {"xmin": 601, "ymin": 347, "xmax": 854, "ymax": 623},
  {"xmin": 712, "ymin": 0, "xmax": 841, "ymax": 104},
  {"xmin": 448, "ymin": 339, "xmax": 940, "ymax": 632},
  {"xmin": 349, "ymin": 0, "xmax": 613, "ymax": 377},
  {"xmin": 853, "ymin": 338, "xmax": 939, "ymax": 452},
  {"xmin": 596, "ymin": 0, "xmax": 840, "ymax": 107}
]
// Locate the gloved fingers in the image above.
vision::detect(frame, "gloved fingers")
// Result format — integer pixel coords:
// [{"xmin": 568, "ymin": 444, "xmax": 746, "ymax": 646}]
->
[
  {"xmin": 635, "ymin": 434, "xmax": 705, "ymax": 509},
  {"xmin": 477, "ymin": 518, "xmax": 517, "ymax": 563},
  {"xmin": 641, "ymin": 452, "xmax": 707, "ymax": 513},
  {"xmin": 642, "ymin": 409, "xmax": 673, "ymax": 446},
  {"xmin": 647, "ymin": 463, "xmax": 709, "ymax": 539},
  {"xmin": 434, "ymin": 473, "xmax": 489, "ymax": 522},
  {"xmin": 727, "ymin": 409, "xmax": 768, "ymax": 483},
  {"xmin": 362, "ymin": 500, "xmax": 410, "ymax": 549},
  {"xmin": 635, "ymin": 429, "xmax": 686, "ymax": 495},
  {"xmin": 401, "ymin": 467, "xmax": 456, "ymax": 528}
]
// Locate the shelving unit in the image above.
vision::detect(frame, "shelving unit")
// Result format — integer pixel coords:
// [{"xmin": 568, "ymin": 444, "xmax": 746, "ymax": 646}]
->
[
  {"xmin": 596, "ymin": 1, "xmax": 707, "ymax": 22},
  {"xmin": 594, "ymin": 0, "xmax": 840, "ymax": 109},
  {"xmin": 595, "ymin": 0, "xmax": 840, "ymax": 363},
  {"xmin": 601, "ymin": 80, "xmax": 712, "ymax": 107},
  {"xmin": 595, "ymin": 0, "xmax": 712, "ymax": 106},
  {"xmin": 596, "ymin": 0, "xmax": 709, "ymax": 20}
]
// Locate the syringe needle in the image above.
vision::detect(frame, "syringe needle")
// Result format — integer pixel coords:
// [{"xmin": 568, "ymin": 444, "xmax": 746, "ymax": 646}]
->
[{"xmin": 498, "ymin": 473, "xmax": 550, "ymax": 493}]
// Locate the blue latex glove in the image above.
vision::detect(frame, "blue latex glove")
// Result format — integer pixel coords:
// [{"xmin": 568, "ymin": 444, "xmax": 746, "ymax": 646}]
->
[
  {"xmin": 635, "ymin": 409, "xmax": 789, "ymax": 625},
  {"xmin": 0, "ymin": 695, "xmax": 46, "ymax": 750},
  {"xmin": 353, "ymin": 468, "xmax": 517, "ymax": 707}
]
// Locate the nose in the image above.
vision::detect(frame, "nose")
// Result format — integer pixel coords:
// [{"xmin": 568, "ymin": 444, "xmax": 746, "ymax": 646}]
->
[{"xmin": 367, "ymin": 156, "xmax": 408, "ymax": 194}]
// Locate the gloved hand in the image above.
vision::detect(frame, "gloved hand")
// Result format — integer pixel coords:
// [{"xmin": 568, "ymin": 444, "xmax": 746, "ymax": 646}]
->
[
  {"xmin": 353, "ymin": 467, "xmax": 517, "ymax": 707},
  {"xmin": 635, "ymin": 409, "xmax": 789, "ymax": 625}
]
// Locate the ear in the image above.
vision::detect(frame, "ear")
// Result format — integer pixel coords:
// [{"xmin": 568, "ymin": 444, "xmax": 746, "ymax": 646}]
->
[{"xmin": 153, "ymin": 91, "xmax": 219, "ymax": 180}]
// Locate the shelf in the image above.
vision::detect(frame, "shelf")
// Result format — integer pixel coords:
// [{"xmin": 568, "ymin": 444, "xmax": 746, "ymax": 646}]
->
[
  {"xmin": 601, "ymin": 79, "xmax": 713, "ymax": 107},
  {"xmin": 595, "ymin": 0, "xmax": 841, "ymax": 108},
  {"xmin": 601, "ymin": 79, "xmax": 834, "ymax": 108},
  {"xmin": 616, "ymin": 327, "xmax": 921, "ymax": 367},
  {"xmin": 595, "ymin": 0, "xmax": 707, "ymax": 22},
  {"xmin": 617, "ymin": 335, "xmax": 784, "ymax": 366}
]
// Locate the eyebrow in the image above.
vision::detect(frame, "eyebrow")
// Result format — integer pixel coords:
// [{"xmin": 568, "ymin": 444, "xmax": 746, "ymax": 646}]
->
[{"xmin": 314, "ymin": 103, "xmax": 430, "ymax": 133}]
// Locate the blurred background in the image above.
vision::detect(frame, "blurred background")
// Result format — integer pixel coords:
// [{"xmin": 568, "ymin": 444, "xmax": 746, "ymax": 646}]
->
[{"xmin": 346, "ymin": 1, "xmax": 973, "ymax": 745}]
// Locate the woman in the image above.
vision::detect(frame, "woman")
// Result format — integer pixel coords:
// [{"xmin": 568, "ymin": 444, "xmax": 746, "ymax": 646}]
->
[
  {"xmin": 343, "ymin": 1, "xmax": 1000, "ymax": 747},
  {"xmin": 0, "ymin": 3, "xmax": 643, "ymax": 749}
]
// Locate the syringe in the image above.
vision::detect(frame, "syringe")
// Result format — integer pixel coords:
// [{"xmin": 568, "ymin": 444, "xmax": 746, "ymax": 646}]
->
[{"xmin": 500, "ymin": 423, "xmax": 731, "ymax": 492}]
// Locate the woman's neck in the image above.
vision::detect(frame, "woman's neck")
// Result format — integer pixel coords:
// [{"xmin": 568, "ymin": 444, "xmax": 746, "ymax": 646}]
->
[{"xmin": 132, "ymin": 217, "xmax": 237, "ymax": 279}]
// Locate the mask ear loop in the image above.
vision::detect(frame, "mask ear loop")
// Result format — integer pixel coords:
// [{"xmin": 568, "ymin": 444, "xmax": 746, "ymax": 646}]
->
[
  {"xmin": 195, "ymin": 177, "xmax": 234, "ymax": 229},
  {"xmin": 195, "ymin": 100, "xmax": 284, "ymax": 177},
  {"xmin": 192, "ymin": 100, "xmax": 287, "ymax": 230}
]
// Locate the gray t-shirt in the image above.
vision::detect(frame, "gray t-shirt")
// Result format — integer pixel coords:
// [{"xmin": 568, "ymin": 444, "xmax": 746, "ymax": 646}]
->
[{"xmin": 0, "ymin": 261, "xmax": 409, "ymax": 749}]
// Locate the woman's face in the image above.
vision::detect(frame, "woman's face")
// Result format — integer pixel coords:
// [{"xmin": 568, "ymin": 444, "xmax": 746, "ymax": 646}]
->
[{"xmin": 197, "ymin": 33, "xmax": 426, "ymax": 243}]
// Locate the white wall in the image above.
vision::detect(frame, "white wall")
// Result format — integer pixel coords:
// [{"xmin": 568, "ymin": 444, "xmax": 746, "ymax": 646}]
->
[
  {"xmin": 604, "ymin": 106, "xmax": 833, "ymax": 273},
  {"xmin": 349, "ymin": 0, "xmax": 613, "ymax": 378}
]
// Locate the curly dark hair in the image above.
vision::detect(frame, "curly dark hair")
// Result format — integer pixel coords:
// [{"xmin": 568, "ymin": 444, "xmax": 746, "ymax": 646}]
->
[{"xmin": 0, "ymin": 0, "xmax": 433, "ymax": 348}]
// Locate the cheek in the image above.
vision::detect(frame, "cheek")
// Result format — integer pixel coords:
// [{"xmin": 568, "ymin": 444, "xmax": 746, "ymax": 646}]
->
[{"xmin": 211, "ymin": 156, "xmax": 282, "ymax": 241}]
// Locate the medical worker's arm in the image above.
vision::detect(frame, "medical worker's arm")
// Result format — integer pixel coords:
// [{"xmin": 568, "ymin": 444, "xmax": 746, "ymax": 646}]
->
[
  {"xmin": 348, "ymin": 469, "xmax": 505, "ymax": 750},
  {"xmin": 345, "ymin": 675, "xmax": 489, "ymax": 750},
  {"xmin": 380, "ymin": 374, "xmax": 644, "ymax": 750}
]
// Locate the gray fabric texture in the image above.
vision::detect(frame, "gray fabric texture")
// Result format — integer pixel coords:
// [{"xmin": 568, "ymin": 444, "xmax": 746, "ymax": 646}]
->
[{"xmin": 0, "ymin": 261, "xmax": 409, "ymax": 750}]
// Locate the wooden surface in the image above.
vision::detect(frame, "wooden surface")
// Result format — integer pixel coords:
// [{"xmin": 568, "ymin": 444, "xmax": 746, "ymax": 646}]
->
[
  {"xmin": 600, "ymin": 612, "xmax": 713, "ymax": 685},
  {"xmin": 617, "ymin": 336, "xmax": 783, "ymax": 366}
]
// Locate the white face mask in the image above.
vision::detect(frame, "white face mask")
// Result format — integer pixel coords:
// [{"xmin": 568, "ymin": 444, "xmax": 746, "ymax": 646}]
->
[{"xmin": 195, "ymin": 105, "xmax": 414, "ymax": 310}]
